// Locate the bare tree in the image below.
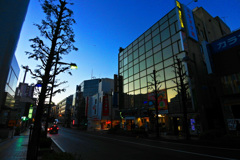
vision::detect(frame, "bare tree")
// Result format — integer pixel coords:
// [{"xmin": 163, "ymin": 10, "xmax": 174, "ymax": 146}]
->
[{"xmin": 26, "ymin": 0, "xmax": 78, "ymax": 159}]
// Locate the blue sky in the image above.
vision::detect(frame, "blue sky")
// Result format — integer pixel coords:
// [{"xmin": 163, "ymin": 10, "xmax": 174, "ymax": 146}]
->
[{"xmin": 15, "ymin": 0, "xmax": 240, "ymax": 104}]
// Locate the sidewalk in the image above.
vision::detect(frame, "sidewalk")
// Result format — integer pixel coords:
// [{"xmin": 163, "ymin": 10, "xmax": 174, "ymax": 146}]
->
[{"xmin": 0, "ymin": 129, "xmax": 29, "ymax": 160}]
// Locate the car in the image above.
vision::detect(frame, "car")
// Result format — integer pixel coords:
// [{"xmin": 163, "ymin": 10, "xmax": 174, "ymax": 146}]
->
[{"xmin": 48, "ymin": 125, "xmax": 59, "ymax": 134}]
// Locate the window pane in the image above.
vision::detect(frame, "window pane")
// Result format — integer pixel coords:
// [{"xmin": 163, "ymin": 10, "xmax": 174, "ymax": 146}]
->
[
  {"xmin": 133, "ymin": 50, "xmax": 138, "ymax": 59},
  {"xmin": 162, "ymin": 38, "xmax": 171, "ymax": 49},
  {"xmin": 124, "ymin": 57, "xmax": 128, "ymax": 66},
  {"xmin": 153, "ymin": 44, "xmax": 161, "ymax": 53},
  {"xmin": 139, "ymin": 54, "xmax": 145, "ymax": 61},
  {"xmin": 134, "ymin": 73, "xmax": 139, "ymax": 80},
  {"xmin": 162, "ymin": 45, "xmax": 173, "ymax": 60},
  {"xmin": 169, "ymin": 15, "xmax": 177, "ymax": 24},
  {"xmin": 140, "ymin": 77, "xmax": 147, "ymax": 88},
  {"xmin": 129, "ymin": 67, "xmax": 133, "ymax": 76},
  {"xmin": 170, "ymin": 23, "xmax": 176, "ymax": 36},
  {"xmin": 152, "ymin": 23, "xmax": 159, "ymax": 31},
  {"xmin": 124, "ymin": 70, "xmax": 128, "ymax": 79},
  {"xmin": 145, "ymin": 40, "xmax": 152, "ymax": 51},
  {"xmin": 134, "ymin": 79, "xmax": 140, "ymax": 90},
  {"xmin": 146, "ymin": 49, "xmax": 153, "ymax": 58},
  {"xmin": 164, "ymin": 58, "xmax": 174, "ymax": 67},
  {"xmin": 133, "ymin": 44, "xmax": 138, "ymax": 51},
  {"xmin": 129, "ymin": 82, "xmax": 134, "ymax": 91},
  {"xmin": 146, "ymin": 56, "xmax": 154, "ymax": 68},
  {"xmin": 145, "ymin": 34, "xmax": 151, "ymax": 42},
  {"xmin": 124, "ymin": 84, "xmax": 128, "ymax": 92},
  {"xmin": 128, "ymin": 53, "xmax": 133, "ymax": 62},
  {"xmin": 165, "ymin": 66, "xmax": 175, "ymax": 80},
  {"xmin": 166, "ymin": 79, "xmax": 177, "ymax": 88},
  {"xmin": 156, "ymin": 70, "xmax": 164, "ymax": 82},
  {"xmin": 154, "ymin": 51, "xmax": 162, "ymax": 64},
  {"xmin": 139, "ymin": 45, "xmax": 145, "ymax": 56},
  {"xmin": 152, "ymin": 28, "xmax": 160, "ymax": 37},
  {"xmin": 153, "ymin": 34, "xmax": 160, "ymax": 47},
  {"xmin": 140, "ymin": 70, "xmax": 146, "ymax": 77},
  {"xmin": 134, "ymin": 64, "xmax": 139, "ymax": 74},
  {"xmin": 161, "ymin": 28, "xmax": 170, "ymax": 41},
  {"xmin": 134, "ymin": 58, "xmax": 139, "ymax": 65},
  {"xmin": 167, "ymin": 87, "xmax": 178, "ymax": 103},
  {"xmin": 140, "ymin": 60, "xmax": 146, "ymax": 71},
  {"xmin": 129, "ymin": 62, "xmax": 133, "ymax": 68},
  {"xmin": 160, "ymin": 21, "xmax": 169, "ymax": 31},
  {"xmin": 171, "ymin": 32, "xmax": 180, "ymax": 42},
  {"xmin": 159, "ymin": 15, "xmax": 168, "ymax": 25},
  {"xmin": 172, "ymin": 42, "xmax": 179, "ymax": 55},
  {"xmin": 129, "ymin": 76, "xmax": 133, "ymax": 82},
  {"xmin": 155, "ymin": 62, "xmax": 163, "ymax": 71},
  {"xmin": 147, "ymin": 66, "xmax": 154, "ymax": 75},
  {"xmin": 139, "ymin": 39, "xmax": 144, "ymax": 46}
]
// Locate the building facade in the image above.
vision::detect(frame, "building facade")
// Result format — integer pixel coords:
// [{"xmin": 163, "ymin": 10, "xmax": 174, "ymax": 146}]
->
[
  {"xmin": 118, "ymin": 1, "xmax": 231, "ymax": 135},
  {"xmin": 57, "ymin": 95, "xmax": 73, "ymax": 126}
]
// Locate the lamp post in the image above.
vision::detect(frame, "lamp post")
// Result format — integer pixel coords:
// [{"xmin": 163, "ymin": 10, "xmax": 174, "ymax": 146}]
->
[{"xmin": 44, "ymin": 56, "xmax": 77, "ymax": 135}]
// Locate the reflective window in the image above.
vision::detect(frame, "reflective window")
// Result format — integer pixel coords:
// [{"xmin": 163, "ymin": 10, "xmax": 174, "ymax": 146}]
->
[
  {"xmin": 161, "ymin": 28, "xmax": 170, "ymax": 41},
  {"xmin": 128, "ymin": 53, "xmax": 133, "ymax": 62},
  {"xmin": 124, "ymin": 57, "xmax": 128, "ymax": 66},
  {"xmin": 134, "ymin": 73, "xmax": 139, "ymax": 80},
  {"xmin": 129, "ymin": 82, "xmax": 134, "ymax": 91},
  {"xmin": 160, "ymin": 21, "xmax": 169, "ymax": 31},
  {"xmin": 154, "ymin": 51, "xmax": 162, "ymax": 64},
  {"xmin": 164, "ymin": 58, "xmax": 174, "ymax": 67},
  {"xmin": 155, "ymin": 62, "xmax": 163, "ymax": 71},
  {"xmin": 140, "ymin": 77, "xmax": 147, "ymax": 88},
  {"xmin": 156, "ymin": 70, "xmax": 164, "ymax": 81},
  {"xmin": 146, "ymin": 56, "xmax": 154, "ymax": 68},
  {"xmin": 139, "ymin": 39, "xmax": 144, "ymax": 46},
  {"xmin": 163, "ymin": 45, "xmax": 173, "ymax": 60},
  {"xmin": 167, "ymin": 87, "xmax": 178, "ymax": 102},
  {"xmin": 134, "ymin": 58, "xmax": 139, "ymax": 65},
  {"xmin": 172, "ymin": 42, "xmax": 179, "ymax": 55},
  {"xmin": 134, "ymin": 64, "xmax": 139, "ymax": 74},
  {"xmin": 165, "ymin": 66, "xmax": 175, "ymax": 80},
  {"xmin": 153, "ymin": 44, "xmax": 161, "ymax": 53},
  {"xmin": 129, "ymin": 76, "xmax": 133, "ymax": 82},
  {"xmin": 152, "ymin": 28, "xmax": 160, "ymax": 37},
  {"xmin": 135, "ymin": 79, "xmax": 140, "ymax": 90},
  {"xmin": 140, "ymin": 60, "xmax": 146, "ymax": 71},
  {"xmin": 140, "ymin": 70, "xmax": 146, "ymax": 77},
  {"xmin": 124, "ymin": 70, "xmax": 128, "ymax": 79},
  {"xmin": 147, "ymin": 66, "xmax": 154, "ymax": 75},
  {"xmin": 168, "ymin": 9, "xmax": 176, "ymax": 18},
  {"xmin": 152, "ymin": 22, "xmax": 159, "ymax": 31},
  {"xmin": 139, "ymin": 45, "xmax": 145, "ymax": 56},
  {"xmin": 124, "ymin": 84, "xmax": 128, "ymax": 92},
  {"xmin": 133, "ymin": 39, "xmax": 138, "ymax": 46},
  {"xmin": 129, "ymin": 67, "xmax": 133, "ymax": 76},
  {"xmin": 159, "ymin": 15, "xmax": 168, "ymax": 25},
  {"xmin": 171, "ymin": 32, "xmax": 180, "ymax": 42},
  {"xmin": 145, "ymin": 40, "xmax": 152, "ymax": 51},
  {"xmin": 166, "ymin": 79, "xmax": 177, "ymax": 88},
  {"xmin": 139, "ymin": 54, "xmax": 145, "ymax": 61},
  {"xmin": 153, "ymin": 34, "xmax": 160, "ymax": 47},
  {"xmin": 169, "ymin": 15, "xmax": 177, "ymax": 24},
  {"xmin": 145, "ymin": 34, "xmax": 151, "ymax": 42},
  {"xmin": 162, "ymin": 38, "xmax": 171, "ymax": 48},
  {"xmin": 133, "ymin": 44, "xmax": 138, "ymax": 51},
  {"xmin": 146, "ymin": 49, "xmax": 153, "ymax": 58},
  {"xmin": 133, "ymin": 50, "xmax": 138, "ymax": 59},
  {"xmin": 170, "ymin": 23, "xmax": 176, "ymax": 36},
  {"xmin": 129, "ymin": 62, "xmax": 133, "ymax": 68}
]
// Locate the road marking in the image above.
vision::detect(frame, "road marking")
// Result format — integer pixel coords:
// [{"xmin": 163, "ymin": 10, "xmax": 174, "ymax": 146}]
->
[
  {"xmin": 86, "ymin": 134, "xmax": 237, "ymax": 160},
  {"xmin": 51, "ymin": 138, "xmax": 65, "ymax": 152}
]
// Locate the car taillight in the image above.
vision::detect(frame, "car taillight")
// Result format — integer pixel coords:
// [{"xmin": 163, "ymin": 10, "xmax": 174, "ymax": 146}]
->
[
  {"xmin": 57, "ymin": 127, "xmax": 59, "ymax": 130},
  {"xmin": 50, "ymin": 128, "xmax": 53, "ymax": 130}
]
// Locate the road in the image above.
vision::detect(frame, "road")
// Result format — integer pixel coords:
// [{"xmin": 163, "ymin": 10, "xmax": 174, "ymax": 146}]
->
[{"xmin": 48, "ymin": 127, "xmax": 240, "ymax": 160}]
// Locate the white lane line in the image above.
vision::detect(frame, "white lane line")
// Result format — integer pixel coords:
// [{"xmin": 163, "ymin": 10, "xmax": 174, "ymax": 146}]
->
[
  {"xmin": 51, "ymin": 138, "xmax": 65, "ymax": 152},
  {"xmin": 143, "ymin": 138, "xmax": 240, "ymax": 151},
  {"xmin": 86, "ymin": 134, "xmax": 237, "ymax": 160}
]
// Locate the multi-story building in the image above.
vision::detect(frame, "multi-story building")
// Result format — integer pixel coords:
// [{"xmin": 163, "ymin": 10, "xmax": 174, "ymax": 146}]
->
[
  {"xmin": 87, "ymin": 78, "xmax": 115, "ymax": 131},
  {"xmin": 0, "ymin": 0, "xmax": 30, "ymax": 112},
  {"xmin": 57, "ymin": 95, "xmax": 73, "ymax": 126},
  {"xmin": 72, "ymin": 79, "xmax": 101, "ymax": 127},
  {"xmin": 202, "ymin": 29, "xmax": 240, "ymax": 134},
  {"xmin": 0, "ymin": 55, "xmax": 20, "ymax": 126},
  {"xmin": 118, "ymin": 1, "xmax": 231, "ymax": 135}
]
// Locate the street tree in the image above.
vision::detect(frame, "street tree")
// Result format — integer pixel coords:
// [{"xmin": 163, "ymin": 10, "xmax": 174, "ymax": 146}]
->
[
  {"xmin": 172, "ymin": 57, "xmax": 190, "ymax": 140},
  {"xmin": 148, "ymin": 70, "xmax": 162, "ymax": 138},
  {"xmin": 26, "ymin": 0, "xmax": 78, "ymax": 159}
]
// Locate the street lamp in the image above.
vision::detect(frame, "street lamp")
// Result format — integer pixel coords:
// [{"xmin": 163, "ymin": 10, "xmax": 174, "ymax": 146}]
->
[{"xmin": 44, "ymin": 58, "xmax": 77, "ymax": 134}]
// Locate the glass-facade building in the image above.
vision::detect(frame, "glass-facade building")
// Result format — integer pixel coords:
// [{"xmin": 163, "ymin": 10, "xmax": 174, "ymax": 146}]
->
[{"xmin": 118, "ymin": 8, "xmax": 188, "ymax": 113}]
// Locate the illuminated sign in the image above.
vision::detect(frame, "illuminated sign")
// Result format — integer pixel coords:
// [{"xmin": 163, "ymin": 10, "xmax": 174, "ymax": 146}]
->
[
  {"xmin": 28, "ymin": 106, "xmax": 33, "ymax": 119},
  {"xmin": 209, "ymin": 29, "xmax": 240, "ymax": 54},
  {"xmin": 182, "ymin": 5, "xmax": 199, "ymax": 41},
  {"xmin": 147, "ymin": 89, "xmax": 168, "ymax": 111},
  {"xmin": 176, "ymin": 1, "xmax": 184, "ymax": 30}
]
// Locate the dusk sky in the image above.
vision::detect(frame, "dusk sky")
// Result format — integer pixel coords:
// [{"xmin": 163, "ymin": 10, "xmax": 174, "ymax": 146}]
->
[{"xmin": 15, "ymin": 0, "xmax": 240, "ymax": 104}]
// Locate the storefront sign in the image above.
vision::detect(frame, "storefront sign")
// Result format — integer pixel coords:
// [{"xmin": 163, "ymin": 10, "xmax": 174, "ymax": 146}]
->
[
  {"xmin": 210, "ymin": 29, "xmax": 240, "ymax": 54},
  {"xmin": 102, "ymin": 95, "xmax": 109, "ymax": 116},
  {"xmin": 176, "ymin": 1, "xmax": 184, "ymax": 30}
]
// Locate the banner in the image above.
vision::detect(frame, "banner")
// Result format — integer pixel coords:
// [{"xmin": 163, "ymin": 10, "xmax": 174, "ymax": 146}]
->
[
  {"xmin": 148, "ymin": 89, "xmax": 168, "ymax": 110},
  {"xmin": 102, "ymin": 95, "xmax": 109, "ymax": 116}
]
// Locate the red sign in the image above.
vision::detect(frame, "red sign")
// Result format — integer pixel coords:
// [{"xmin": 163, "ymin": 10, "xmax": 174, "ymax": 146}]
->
[{"xmin": 102, "ymin": 95, "xmax": 109, "ymax": 116}]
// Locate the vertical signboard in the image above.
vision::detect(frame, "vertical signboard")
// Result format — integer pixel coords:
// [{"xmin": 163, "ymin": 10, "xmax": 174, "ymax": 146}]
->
[
  {"xmin": 102, "ymin": 95, "xmax": 109, "ymax": 116},
  {"xmin": 176, "ymin": 0, "xmax": 184, "ymax": 31},
  {"xmin": 182, "ymin": 4, "xmax": 199, "ymax": 42}
]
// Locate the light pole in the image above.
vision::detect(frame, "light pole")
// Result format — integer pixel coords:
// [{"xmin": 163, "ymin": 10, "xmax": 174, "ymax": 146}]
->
[{"xmin": 44, "ymin": 55, "xmax": 77, "ymax": 135}]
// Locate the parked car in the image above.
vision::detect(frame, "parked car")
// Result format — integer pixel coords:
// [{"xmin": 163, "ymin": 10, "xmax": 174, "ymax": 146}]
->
[{"xmin": 48, "ymin": 125, "xmax": 59, "ymax": 134}]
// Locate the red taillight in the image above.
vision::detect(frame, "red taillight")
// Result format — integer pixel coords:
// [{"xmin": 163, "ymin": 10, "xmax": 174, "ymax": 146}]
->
[
  {"xmin": 50, "ymin": 128, "xmax": 53, "ymax": 130},
  {"xmin": 57, "ymin": 127, "xmax": 59, "ymax": 130},
  {"xmin": 54, "ymin": 125, "xmax": 56, "ymax": 127}
]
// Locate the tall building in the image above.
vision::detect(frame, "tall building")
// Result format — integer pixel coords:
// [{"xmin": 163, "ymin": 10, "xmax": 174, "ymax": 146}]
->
[
  {"xmin": 0, "ymin": 55, "xmax": 20, "ymax": 125},
  {"xmin": 0, "ymin": 0, "xmax": 30, "ymax": 111},
  {"xmin": 57, "ymin": 95, "xmax": 73, "ymax": 126},
  {"xmin": 118, "ymin": 1, "xmax": 230, "ymax": 135}
]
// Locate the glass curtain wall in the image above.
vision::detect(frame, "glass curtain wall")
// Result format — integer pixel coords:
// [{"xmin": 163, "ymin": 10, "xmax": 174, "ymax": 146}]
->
[{"xmin": 118, "ymin": 9, "xmax": 189, "ymax": 114}]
